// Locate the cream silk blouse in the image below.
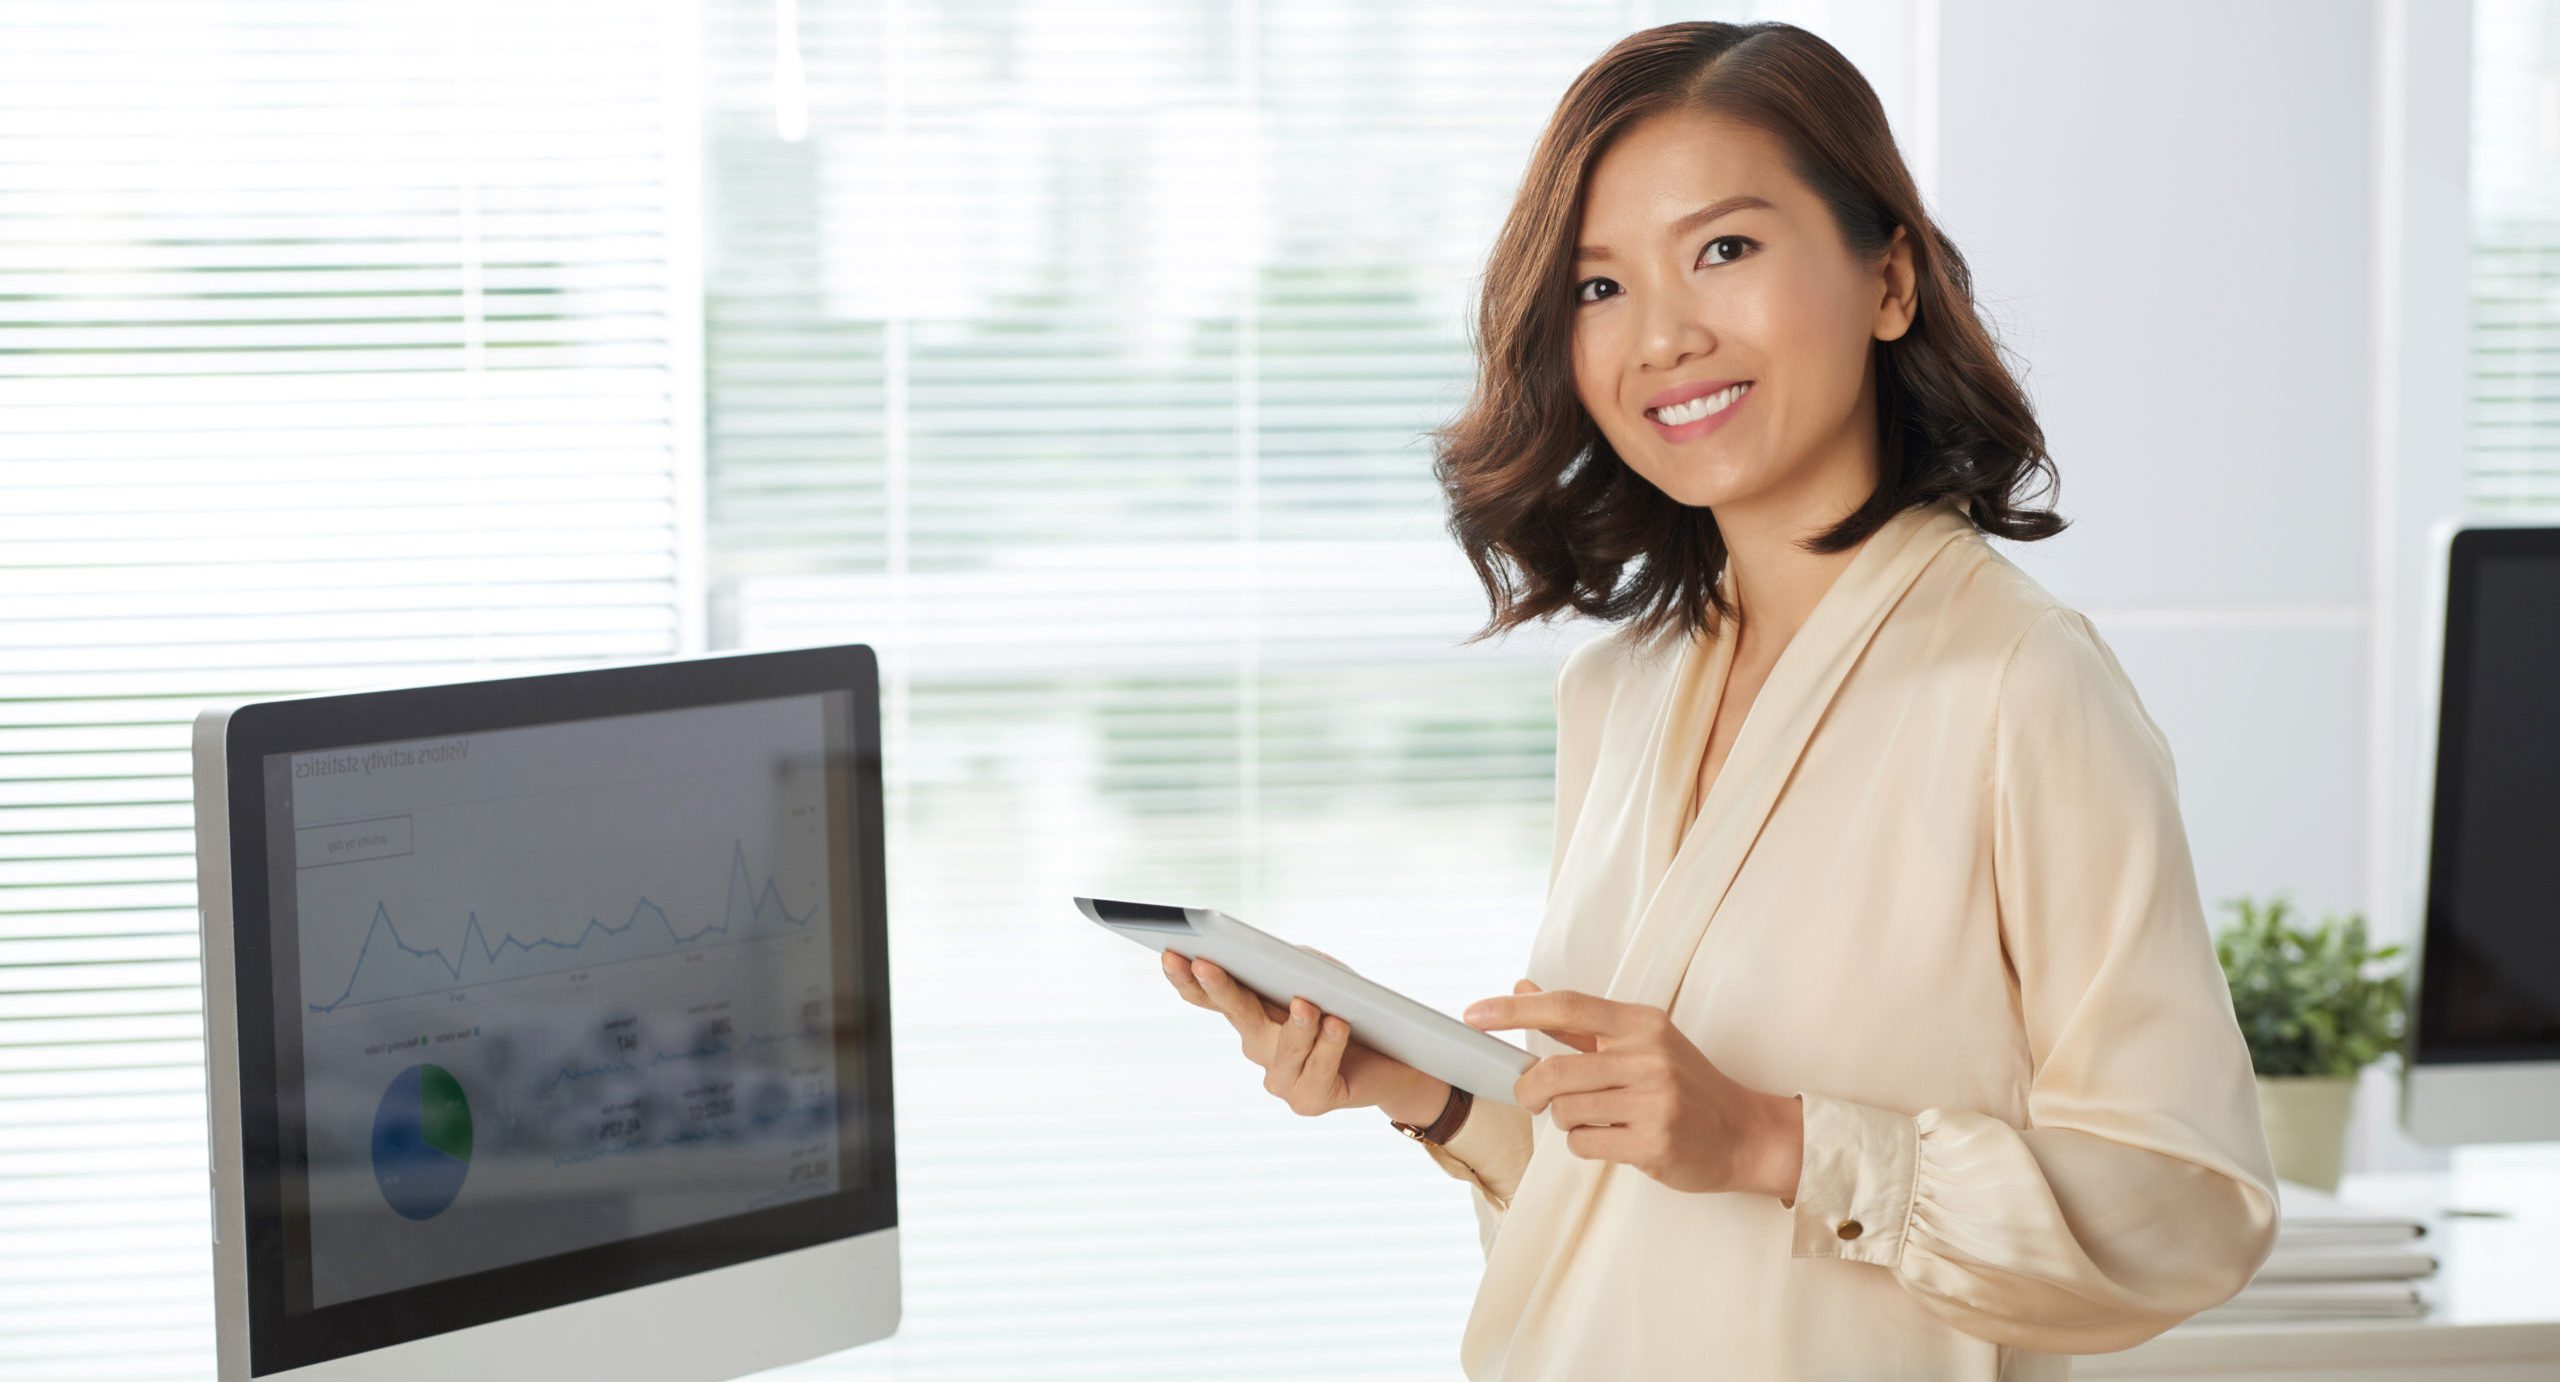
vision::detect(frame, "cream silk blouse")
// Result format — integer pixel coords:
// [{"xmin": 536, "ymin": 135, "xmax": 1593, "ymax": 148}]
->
[{"xmin": 1413, "ymin": 496, "xmax": 2281, "ymax": 1381}]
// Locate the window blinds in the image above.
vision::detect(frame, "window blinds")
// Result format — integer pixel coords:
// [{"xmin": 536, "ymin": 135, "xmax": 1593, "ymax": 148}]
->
[
  {"xmin": 0, "ymin": 1, "xmax": 1917, "ymax": 1377},
  {"xmin": 2472, "ymin": 0, "xmax": 2560, "ymax": 511},
  {"xmin": 703, "ymin": 3, "xmax": 1910, "ymax": 1378},
  {"xmin": 0, "ymin": 3, "xmax": 693, "ymax": 1377}
]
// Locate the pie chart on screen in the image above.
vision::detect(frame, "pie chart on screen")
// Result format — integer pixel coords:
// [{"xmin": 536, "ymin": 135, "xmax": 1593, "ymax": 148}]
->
[{"xmin": 371, "ymin": 1063, "xmax": 472, "ymax": 1220}]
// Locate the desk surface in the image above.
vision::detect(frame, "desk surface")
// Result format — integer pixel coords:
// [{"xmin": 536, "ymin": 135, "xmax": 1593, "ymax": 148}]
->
[{"xmin": 2079, "ymin": 1146, "xmax": 2560, "ymax": 1378}]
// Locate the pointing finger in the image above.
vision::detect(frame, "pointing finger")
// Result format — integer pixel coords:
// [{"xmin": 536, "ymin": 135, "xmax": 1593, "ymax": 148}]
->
[
  {"xmin": 1463, "ymin": 989, "xmax": 1647, "ymax": 1046},
  {"xmin": 1508, "ymin": 978, "xmax": 1593, "ymax": 1050}
]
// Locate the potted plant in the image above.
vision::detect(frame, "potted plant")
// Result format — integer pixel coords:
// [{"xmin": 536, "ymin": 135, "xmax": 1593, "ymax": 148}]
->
[{"xmin": 2213, "ymin": 894, "xmax": 2410, "ymax": 1192}]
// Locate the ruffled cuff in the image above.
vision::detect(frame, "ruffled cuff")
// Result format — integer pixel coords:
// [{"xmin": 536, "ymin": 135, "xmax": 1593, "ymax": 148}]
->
[
  {"xmin": 1415, "ymin": 1095, "xmax": 1534, "ymax": 1207},
  {"xmin": 1787, "ymin": 1090, "xmax": 1918, "ymax": 1270}
]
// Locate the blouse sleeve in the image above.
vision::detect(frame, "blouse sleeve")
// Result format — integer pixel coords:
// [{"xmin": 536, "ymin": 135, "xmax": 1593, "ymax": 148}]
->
[
  {"xmin": 1782, "ymin": 607, "xmax": 2281, "ymax": 1353},
  {"xmin": 1417, "ymin": 1098, "xmax": 1537, "ymax": 1253}
]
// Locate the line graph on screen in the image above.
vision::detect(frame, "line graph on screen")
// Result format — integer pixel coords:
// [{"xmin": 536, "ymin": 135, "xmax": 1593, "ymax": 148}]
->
[{"xmin": 307, "ymin": 840, "xmax": 817, "ymax": 1013}]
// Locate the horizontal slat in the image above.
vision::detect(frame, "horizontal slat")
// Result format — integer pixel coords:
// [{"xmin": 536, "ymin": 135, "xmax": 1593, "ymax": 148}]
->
[
  {"xmin": 0, "ymin": 370, "xmax": 676, "ymax": 408},
  {"xmin": 0, "ymin": 1039, "xmax": 200, "ymax": 1076},
  {"xmin": 0, "ymin": 345, "xmax": 675, "ymax": 378},
  {"xmin": 0, "ymin": 559, "xmax": 677, "ymax": 594}
]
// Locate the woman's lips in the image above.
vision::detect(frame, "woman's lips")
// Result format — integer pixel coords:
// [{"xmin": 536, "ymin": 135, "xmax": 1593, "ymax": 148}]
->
[{"xmin": 1647, "ymin": 380, "xmax": 1752, "ymax": 443}]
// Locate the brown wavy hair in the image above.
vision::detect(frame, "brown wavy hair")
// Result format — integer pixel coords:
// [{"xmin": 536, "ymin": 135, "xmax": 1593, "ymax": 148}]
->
[{"xmin": 1433, "ymin": 20, "xmax": 2064, "ymax": 643}]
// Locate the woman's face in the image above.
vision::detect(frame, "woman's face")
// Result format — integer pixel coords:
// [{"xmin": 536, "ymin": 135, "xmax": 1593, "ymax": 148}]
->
[{"xmin": 1569, "ymin": 110, "xmax": 1915, "ymax": 517}]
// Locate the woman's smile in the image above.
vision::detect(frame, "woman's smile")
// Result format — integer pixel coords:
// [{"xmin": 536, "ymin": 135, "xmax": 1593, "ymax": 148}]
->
[{"xmin": 1645, "ymin": 379, "xmax": 1753, "ymax": 442}]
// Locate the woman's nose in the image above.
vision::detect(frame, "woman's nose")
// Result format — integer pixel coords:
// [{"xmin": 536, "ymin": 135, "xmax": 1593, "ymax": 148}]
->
[{"xmin": 1636, "ymin": 288, "xmax": 1714, "ymax": 371}]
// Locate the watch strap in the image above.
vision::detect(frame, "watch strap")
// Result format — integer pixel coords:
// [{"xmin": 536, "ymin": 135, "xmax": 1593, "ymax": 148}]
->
[{"xmin": 1391, "ymin": 1083, "xmax": 1473, "ymax": 1147}]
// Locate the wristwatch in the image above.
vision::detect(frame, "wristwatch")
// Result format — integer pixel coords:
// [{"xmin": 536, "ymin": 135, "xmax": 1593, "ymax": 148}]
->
[{"xmin": 1390, "ymin": 1083, "xmax": 1473, "ymax": 1147}]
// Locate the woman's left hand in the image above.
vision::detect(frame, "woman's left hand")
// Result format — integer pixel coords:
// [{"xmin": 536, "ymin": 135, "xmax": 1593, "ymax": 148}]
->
[{"xmin": 1464, "ymin": 981, "xmax": 1804, "ymax": 1202}]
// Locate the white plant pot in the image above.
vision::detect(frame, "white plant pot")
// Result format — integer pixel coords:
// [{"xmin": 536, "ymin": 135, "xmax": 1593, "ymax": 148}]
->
[{"xmin": 2255, "ymin": 1074, "xmax": 2357, "ymax": 1192}]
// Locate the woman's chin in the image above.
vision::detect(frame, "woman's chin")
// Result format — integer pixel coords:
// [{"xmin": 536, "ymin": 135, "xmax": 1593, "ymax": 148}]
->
[
  {"xmin": 1637, "ymin": 453, "xmax": 1848, "ymax": 521},
  {"xmin": 1638, "ymin": 462, "xmax": 1762, "ymax": 513}
]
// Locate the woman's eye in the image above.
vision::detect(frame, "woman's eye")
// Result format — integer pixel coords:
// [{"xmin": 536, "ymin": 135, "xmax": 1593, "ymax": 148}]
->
[
  {"xmin": 1574, "ymin": 276, "xmax": 1620, "ymax": 304},
  {"xmin": 1699, "ymin": 235, "xmax": 1757, "ymax": 267}
]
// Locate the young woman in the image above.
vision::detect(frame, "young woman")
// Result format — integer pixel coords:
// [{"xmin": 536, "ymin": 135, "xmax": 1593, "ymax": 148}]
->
[{"xmin": 1159, "ymin": 21, "xmax": 2278, "ymax": 1380}]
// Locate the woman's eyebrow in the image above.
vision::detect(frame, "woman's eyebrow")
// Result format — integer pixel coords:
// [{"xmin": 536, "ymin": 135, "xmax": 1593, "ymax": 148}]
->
[{"xmin": 1575, "ymin": 194, "xmax": 1775, "ymax": 262}]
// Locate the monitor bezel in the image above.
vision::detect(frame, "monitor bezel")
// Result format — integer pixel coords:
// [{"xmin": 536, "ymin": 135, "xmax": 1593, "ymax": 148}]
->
[
  {"xmin": 214, "ymin": 646, "xmax": 897, "ymax": 1377},
  {"xmin": 2413, "ymin": 525, "xmax": 2560, "ymax": 1067}
]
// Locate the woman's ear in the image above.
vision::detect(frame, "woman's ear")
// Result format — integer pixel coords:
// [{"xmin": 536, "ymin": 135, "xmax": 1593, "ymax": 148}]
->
[{"xmin": 1872, "ymin": 224, "xmax": 1918, "ymax": 343}]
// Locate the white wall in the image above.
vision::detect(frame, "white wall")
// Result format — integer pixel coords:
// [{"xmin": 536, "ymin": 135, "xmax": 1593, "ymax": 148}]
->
[{"xmin": 1924, "ymin": 0, "xmax": 2474, "ymax": 1172}]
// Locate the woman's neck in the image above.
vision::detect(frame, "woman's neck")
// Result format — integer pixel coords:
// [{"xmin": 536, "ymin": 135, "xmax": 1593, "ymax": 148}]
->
[
  {"xmin": 1713, "ymin": 475, "xmax": 1877, "ymax": 659},
  {"xmin": 1710, "ymin": 370, "xmax": 1887, "ymax": 654}
]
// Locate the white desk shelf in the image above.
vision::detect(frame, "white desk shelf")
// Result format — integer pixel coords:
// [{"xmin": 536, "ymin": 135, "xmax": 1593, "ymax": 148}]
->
[{"xmin": 2082, "ymin": 1147, "xmax": 2560, "ymax": 1380}]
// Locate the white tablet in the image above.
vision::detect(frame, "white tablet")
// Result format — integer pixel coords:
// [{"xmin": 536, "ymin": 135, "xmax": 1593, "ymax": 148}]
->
[{"xmin": 1077, "ymin": 898, "xmax": 1535, "ymax": 1104}]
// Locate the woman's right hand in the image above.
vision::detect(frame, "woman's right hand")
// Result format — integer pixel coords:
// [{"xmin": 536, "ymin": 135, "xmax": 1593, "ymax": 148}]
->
[{"xmin": 1159, "ymin": 949, "xmax": 1451, "ymax": 1126}]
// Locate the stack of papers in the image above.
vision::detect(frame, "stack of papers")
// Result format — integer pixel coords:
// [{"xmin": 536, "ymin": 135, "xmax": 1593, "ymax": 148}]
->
[{"xmin": 2191, "ymin": 1179, "xmax": 2435, "ymax": 1324}]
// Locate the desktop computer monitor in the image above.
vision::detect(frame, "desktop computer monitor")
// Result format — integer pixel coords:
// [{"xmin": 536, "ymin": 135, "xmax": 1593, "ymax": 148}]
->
[
  {"xmin": 191, "ymin": 646, "xmax": 898, "ymax": 1380},
  {"xmin": 2402, "ymin": 525, "xmax": 2560, "ymax": 1144}
]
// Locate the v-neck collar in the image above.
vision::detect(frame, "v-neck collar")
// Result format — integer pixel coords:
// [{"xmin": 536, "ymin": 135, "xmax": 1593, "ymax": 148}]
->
[
  {"xmin": 1603, "ymin": 497, "xmax": 1977, "ymax": 1008},
  {"xmin": 1459, "ymin": 499, "xmax": 1983, "ymax": 1373},
  {"xmin": 1671, "ymin": 610, "xmax": 1741, "ymax": 843}
]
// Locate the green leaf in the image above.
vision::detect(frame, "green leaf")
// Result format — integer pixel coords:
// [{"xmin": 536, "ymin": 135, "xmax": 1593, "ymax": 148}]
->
[{"xmin": 2213, "ymin": 894, "xmax": 2409, "ymax": 1081}]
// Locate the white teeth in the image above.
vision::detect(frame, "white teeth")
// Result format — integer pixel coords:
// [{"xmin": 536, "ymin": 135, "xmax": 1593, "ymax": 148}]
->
[{"xmin": 1653, "ymin": 383, "xmax": 1748, "ymax": 426}]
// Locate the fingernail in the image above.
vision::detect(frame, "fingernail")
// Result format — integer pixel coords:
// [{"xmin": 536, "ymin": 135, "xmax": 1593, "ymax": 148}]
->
[
  {"xmin": 1291, "ymin": 1003, "xmax": 1311, "ymax": 1027},
  {"xmin": 1462, "ymin": 1002, "xmax": 1490, "ymax": 1025}
]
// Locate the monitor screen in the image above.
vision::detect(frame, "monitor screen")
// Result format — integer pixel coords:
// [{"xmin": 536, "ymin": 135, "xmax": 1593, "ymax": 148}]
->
[
  {"xmin": 210, "ymin": 650, "xmax": 895, "ymax": 1375},
  {"xmin": 2418, "ymin": 534, "xmax": 2560, "ymax": 1062}
]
